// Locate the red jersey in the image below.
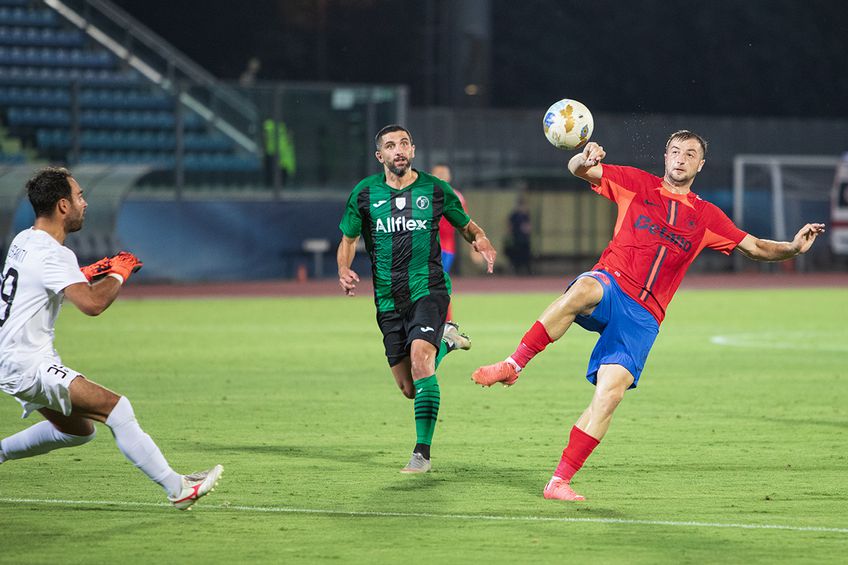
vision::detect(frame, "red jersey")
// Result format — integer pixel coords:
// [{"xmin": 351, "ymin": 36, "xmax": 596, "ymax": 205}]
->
[
  {"xmin": 591, "ymin": 164, "xmax": 747, "ymax": 323},
  {"xmin": 438, "ymin": 188, "xmax": 467, "ymax": 253}
]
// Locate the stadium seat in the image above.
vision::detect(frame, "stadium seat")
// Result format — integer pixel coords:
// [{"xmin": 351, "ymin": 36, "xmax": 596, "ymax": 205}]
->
[
  {"xmin": 0, "ymin": 66, "xmax": 142, "ymax": 87},
  {"xmin": 0, "ymin": 46, "xmax": 113, "ymax": 67},
  {"xmin": 0, "ymin": 3, "xmax": 260, "ymax": 181},
  {"xmin": 0, "ymin": 26, "xmax": 85, "ymax": 47},
  {"xmin": 0, "ymin": 7, "xmax": 59, "ymax": 27}
]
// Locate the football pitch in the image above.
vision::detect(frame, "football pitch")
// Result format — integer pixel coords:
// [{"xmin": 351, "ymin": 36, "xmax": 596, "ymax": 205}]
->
[{"xmin": 1, "ymin": 286, "xmax": 846, "ymax": 563}]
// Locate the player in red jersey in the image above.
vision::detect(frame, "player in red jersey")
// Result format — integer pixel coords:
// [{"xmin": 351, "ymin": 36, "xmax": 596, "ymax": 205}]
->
[
  {"xmin": 433, "ymin": 164, "xmax": 477, "ymax": 321},
  {"xmin": 472, "ymin": 131, "xmax": 825, "ymax": 501}
]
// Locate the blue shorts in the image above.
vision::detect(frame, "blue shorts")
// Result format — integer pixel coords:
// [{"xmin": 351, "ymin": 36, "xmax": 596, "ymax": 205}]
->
[
  {"xmin": 441, "ymin": 251, "xmax": 455, "ymax": 273},
  {"xmin": 571, "ymin": 270, "xmax": 659, "ymax": 389}
]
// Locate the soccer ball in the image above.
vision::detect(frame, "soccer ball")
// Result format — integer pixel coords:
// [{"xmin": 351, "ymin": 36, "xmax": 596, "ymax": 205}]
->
[{"xmin": 542, "ymin": 99, "xmax": 593, "ymax": 150}]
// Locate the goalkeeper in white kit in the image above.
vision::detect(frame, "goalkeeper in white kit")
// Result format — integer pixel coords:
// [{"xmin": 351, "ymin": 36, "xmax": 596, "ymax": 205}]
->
[{"xmin": 0, "ymin": 167, "xmax": 222, "ymax": 510}]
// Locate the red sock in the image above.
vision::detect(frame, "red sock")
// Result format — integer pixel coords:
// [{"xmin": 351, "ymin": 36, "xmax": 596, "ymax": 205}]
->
[
  {"xmin": 553, "ymin": 426, "xmax": 600, "ymax": 482},
  {"xmin": 509, "ymin": 321, "xmax": 553, "ymax": 368}
]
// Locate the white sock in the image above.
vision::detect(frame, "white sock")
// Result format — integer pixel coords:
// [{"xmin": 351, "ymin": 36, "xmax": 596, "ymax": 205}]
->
[
  {"xmin": 105, "ymin": 396, "xmax": 182, "ymax": 497},
  {"xmin": 505, "ymin": 356, "xmax": 523, "ymax": 372},
  {"xmin": 0, "ymin": 420, "xmax": 95, "ymax": 460}
]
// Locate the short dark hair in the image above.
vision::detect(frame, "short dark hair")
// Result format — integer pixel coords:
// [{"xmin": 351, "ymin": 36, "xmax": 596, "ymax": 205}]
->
[
  {"xmin": 374, "ymin": 124, "xmax": 412, "ymax": 149},
  {"xmin": 26, "ymin": 167, "xmax": 73, "ymax": 218},
  {"xmin": 665, "ymin": 130, "xmax": 708, "ymax": 158}
]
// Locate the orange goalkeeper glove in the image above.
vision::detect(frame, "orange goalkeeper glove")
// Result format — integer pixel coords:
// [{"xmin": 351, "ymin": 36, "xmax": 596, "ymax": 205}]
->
[
  {"xmin": 107, "ymin": 251, "xmax": 143, "ymax": 282},
  {"xmin": 80, "ymin": 257, "xmax": 111, "ymax": 282}
]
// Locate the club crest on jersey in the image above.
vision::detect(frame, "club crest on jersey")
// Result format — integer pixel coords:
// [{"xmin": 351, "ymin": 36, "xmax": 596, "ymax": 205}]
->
[
  {"xmin": 395, "ymin": 197, "xmax": 406, "ymax": 210},
  {"xmin": 416, "ymin": 196, "xmax": 430, "ymax": 210}
]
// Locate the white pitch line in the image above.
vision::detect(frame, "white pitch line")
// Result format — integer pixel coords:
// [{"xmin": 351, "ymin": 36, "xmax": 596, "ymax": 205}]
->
[
  {"xmin": 710, "ymin": 333, "xmax": 848, "ymax": 352},
  {"xmin": 1, "ymin": 497, "xmax": 847, "ymax": 534}
]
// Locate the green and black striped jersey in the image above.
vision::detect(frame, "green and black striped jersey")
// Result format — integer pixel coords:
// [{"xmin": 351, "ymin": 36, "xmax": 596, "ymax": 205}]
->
[{"xmin": 339, "ymin": 170, "xmax": 470, "ymax": 313}]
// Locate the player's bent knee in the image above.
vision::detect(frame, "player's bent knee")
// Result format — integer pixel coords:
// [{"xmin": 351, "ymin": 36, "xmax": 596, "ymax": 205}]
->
[
  {"xmin": 410, "ymin": 357, "xmax": 435, "ymax": 380},
  {"xmin": 104, "ymin": 396, "xmax": 136, "ymax": 429},
  {"xmin": 594, "ymin": 387, "xmax": 626, "ymax": 414},
  {"xmin": 65, "ymin": 428, "xmax": 97, "ymax": 447}
]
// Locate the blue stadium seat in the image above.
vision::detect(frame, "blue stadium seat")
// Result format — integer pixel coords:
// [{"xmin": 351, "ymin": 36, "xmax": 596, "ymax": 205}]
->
[
  {"xmin": 0, "ymin": 7, "xmax": 59, "ymax": 27},
  {"xmin": 0, "ymin": 66, "xmax": 142, "ymax": 87},
  {"xmin": 0, "ymin": 86, "xmax": 68, "ymax": 106},
  {"xmin": 35, "ymin": 128, "xmax": 68, "ymax": 148},
  {"xmin": 78, "ymin": 89, "xmax": 171, "ymax": 110},
  {"xmin": 0, "ymin": 26, "xmax": 85, "ymax": 47},
  {"xmin": 0, "ymin": 4, "xmax": 259, "ymax": 178},
  {"xmin": 7, "ymin": 106, "xmax": 69, "ymax": 126},
  {"xmin": 0, "ymin": 46, "xmax": 113, "ymax": 67}
]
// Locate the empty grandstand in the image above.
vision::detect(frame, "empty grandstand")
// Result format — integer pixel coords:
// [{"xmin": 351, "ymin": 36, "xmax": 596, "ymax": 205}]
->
[{"xmin": 0, "ymin": 0, "xmax": 261, "ymax": 185}]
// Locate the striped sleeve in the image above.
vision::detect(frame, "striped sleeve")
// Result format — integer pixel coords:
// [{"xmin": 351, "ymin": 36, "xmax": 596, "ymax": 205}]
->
[{"xmin": 339, "ymin": 184, "xmax": 365, "ymax": 238}]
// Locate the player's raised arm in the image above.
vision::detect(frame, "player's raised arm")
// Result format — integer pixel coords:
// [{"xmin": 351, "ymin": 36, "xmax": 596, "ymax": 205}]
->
[
  {"xmin": 568, "ymin": 142, "xmax": 605, "ymax": 185},
  {"xmin": 736, "ymin": 223, "xmax": 826, "ymax": 262},
  {"xmin": 64, "ymin": 251, "xmax": 143, "ymax": 315},
  {"xmin": 63, "ymin": 278, "xmax": 120, "ymax": 316},
  {"xmin": 337, "ymin": 235, "xmax": 360, "ymax": 296},
  {"xmin": 459, "ymin": 220, "xmax": 496, "ymax": 273}
]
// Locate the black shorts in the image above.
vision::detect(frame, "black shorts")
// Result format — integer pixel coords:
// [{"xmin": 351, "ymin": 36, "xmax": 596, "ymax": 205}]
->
[{"xmin": 375, "ymin": 294, "xmax": 449, "ymax": 366}]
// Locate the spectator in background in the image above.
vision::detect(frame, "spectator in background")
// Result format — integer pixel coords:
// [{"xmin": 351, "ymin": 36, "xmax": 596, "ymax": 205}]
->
[
  {"xmin": 238, "ymin": 56, "xmax": 261, "ymax": 87},
  {"xmin": 506, "ymin": 193, "xmax": 533, "ymax": 275}
]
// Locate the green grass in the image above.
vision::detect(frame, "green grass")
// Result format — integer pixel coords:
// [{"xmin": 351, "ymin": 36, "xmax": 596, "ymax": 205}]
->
[{"xmin": 1, "ymin": 288, "xmax": 847, "ymax": 564}]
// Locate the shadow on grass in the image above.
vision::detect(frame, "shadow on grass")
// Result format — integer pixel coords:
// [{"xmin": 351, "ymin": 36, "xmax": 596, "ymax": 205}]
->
[
  {"xmin": 202, "ymin": 443, "xmax": 381, "ymax": 465},
  {"xmin": 759, "ymin": 416, "xmax": 848, "ymax": 430}
]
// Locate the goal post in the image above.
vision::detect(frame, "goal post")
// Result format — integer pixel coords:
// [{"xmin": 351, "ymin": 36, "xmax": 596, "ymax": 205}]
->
[{"xmin": 732, "ymin": 154, "xmax": 841, "ymax": 271}]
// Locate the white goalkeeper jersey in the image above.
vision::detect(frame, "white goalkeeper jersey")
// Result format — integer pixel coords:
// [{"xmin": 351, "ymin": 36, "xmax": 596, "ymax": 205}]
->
[{"xmin": 0, "ymin": 228, "xmax": 86, "ymax": 393}]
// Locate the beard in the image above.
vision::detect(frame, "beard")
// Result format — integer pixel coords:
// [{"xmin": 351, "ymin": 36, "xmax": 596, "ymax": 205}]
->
[
  {"xmin": 388, "ymin": 158, "xmax": 411, "ymax": 177},
  {"xmin": 66, "ymin": 213, "xmax": 84, "ymax": 233}
]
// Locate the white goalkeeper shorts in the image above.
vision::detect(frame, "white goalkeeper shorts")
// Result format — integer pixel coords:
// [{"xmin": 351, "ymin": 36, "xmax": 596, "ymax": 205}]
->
[{"xmin": 0, "ymin": 359, "xmax": 83, "ymax": 419}]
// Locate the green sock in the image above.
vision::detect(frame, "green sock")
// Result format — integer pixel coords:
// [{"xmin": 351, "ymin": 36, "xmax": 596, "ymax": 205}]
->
[
  {"xmin": 413, "ymin": 374, "xmax": 441, "ymax": 449},
  {"xmin": 434, "ymin": 341, "xmax": 449, "ymax": 369}
]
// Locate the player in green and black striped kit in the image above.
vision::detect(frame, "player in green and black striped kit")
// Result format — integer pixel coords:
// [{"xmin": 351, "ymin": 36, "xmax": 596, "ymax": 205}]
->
[{"xmin": 338, "ymin": 125, "xmax": 497, "ymax": 473}]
